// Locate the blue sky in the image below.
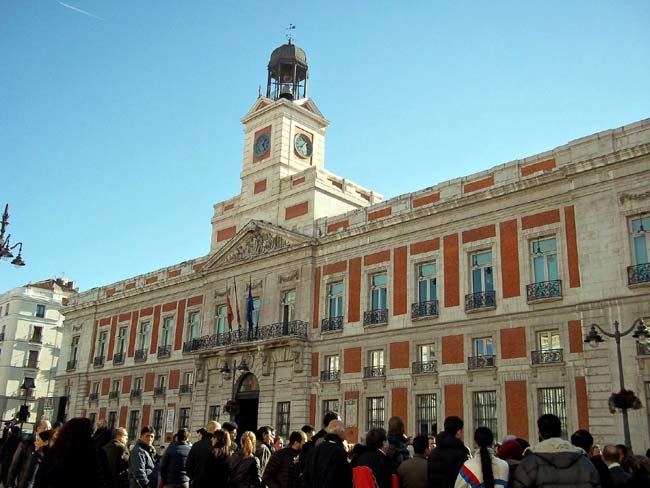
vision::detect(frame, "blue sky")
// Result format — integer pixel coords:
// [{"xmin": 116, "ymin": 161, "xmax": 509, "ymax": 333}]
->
[{"xmin": 2, "ymin": 0, "xmax": 649, "ymax": 292}]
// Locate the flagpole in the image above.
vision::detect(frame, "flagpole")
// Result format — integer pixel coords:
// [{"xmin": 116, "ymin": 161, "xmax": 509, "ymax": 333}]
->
[{"xmin": 234, "ymin": 278, "xmax": 242, "ymax": 329}]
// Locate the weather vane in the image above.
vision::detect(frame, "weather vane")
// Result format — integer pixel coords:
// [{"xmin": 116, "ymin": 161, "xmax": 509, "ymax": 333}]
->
[{"xmin": 286, "ymin": 24, "xmax": 295, "ymax": 44}]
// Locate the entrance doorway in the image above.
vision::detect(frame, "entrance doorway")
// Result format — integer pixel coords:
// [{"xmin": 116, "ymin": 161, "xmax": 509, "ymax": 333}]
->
[{"xmin": 235, "ymin": 373, "xmax": 259, "ymax": 436}]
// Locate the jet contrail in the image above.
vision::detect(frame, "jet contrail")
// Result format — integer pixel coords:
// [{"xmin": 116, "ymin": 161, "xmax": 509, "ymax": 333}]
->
[{"xmin": 58, "ymin": 1, "xmax": 103, "ymax": 20}]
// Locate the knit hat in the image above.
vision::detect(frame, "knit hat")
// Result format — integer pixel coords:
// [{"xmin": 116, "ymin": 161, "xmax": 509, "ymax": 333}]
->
[{"xmin": 497, "ymin": 439, "xmax": 523, "ymax": 460}]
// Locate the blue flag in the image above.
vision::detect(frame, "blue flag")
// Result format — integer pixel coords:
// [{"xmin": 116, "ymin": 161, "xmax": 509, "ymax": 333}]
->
[{"xmin": 246, "ymin": 282, "xmax": 254, "ymax": 330}]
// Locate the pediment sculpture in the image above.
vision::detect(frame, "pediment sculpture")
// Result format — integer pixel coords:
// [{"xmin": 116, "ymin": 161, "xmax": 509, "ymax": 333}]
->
[{"xmin": 221, "ymin": 230, "xmax": 291, "ymax": 266}]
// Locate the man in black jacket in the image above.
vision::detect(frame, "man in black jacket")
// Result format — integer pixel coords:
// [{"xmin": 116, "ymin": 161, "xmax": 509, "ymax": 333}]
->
[
  {"xmin": 303, "ymin": 420, "xmax": 351, "ymax": 488},
  {"xmin": 299, "ymin": 411, "xmax": 340, "ymax": 478},
  {"xmin": 185, "ymin": 420, "xmax": 219, "ymax": 488},
  {"xmin": 6, "ymin": 420, "xmax": 51, "ymax": 488},
  {"xmin": 104, "ymin": 427, "xmax": 130, "ymax": 488},
  {"xmin": 354, "ymin": 428, "xmax": 394, "ymax": 488},
  {"xmin": 427, "ymin": 416, "xmax": 469, "ymax": 488},
  {"xmin": 263, "ymin": 431, "xmax": 307, "ymax": 488}
]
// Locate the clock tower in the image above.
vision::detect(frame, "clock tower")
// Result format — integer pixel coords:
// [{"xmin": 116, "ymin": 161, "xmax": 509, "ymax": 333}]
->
[{"xmin": 209, "ymin": 42, "xmax": 382, "ymax": 252}]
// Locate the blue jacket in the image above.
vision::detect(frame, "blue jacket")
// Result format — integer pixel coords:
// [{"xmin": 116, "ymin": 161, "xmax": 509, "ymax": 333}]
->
[
  {"xmin": 159, "ymin": 441, "xmax": 191, "ymax": 485},
  {"xmin": 128, "ymin": 440, "xmax": 155, "ymax": 488}
]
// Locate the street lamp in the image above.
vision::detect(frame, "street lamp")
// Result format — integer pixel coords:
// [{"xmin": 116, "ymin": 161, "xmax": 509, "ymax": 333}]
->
[
  {"xmin": 221, "ymin": 359, "xmax": 249, "ymax": 416},
  {"xmin": 0, "ymin": 204, "xmax": 26, "ymax": 267},
  {"xmin": 18, "ymin": 377, "xmax": 36, "ymax": 428},
  {"xmin": 584, "ymin": 318, "xmax": 649, "ymax": 450}
]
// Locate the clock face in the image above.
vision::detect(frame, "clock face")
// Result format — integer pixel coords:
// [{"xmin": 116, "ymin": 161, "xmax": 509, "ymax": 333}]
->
[
  {"xmin": 294, "ymin": 133, "xmax": 313, "ymax": 158},
  {"xmin": 254, "ymin": 133, "xmax": 271, "ymax": 157}
]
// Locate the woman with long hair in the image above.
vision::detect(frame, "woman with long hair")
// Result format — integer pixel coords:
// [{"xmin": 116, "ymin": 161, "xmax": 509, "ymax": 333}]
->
[
  {"xmin": 229, "ymin": 431, "xmax": 261, "ymax": 488},
  {"xmin": 454, "ymin": 427, "xmax": 508, "ymax": 488},
  {"xmin": 212, "ymin": 429, "xmax": 233, "ymax": 483}
]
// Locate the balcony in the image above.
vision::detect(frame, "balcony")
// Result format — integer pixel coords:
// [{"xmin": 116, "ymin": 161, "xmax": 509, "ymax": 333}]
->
[
  {"xmin": 153, "ymin": 386, "xmax": 166, "ymax": 396},
  {"xmin": 628, "ymin": 263, "xmax": 650, "ymax": 286},
  {"xmin": 531, "ymin": 349, "xmax": 564, "ymax": 365},
  {"xmin": 89, "ymin": 392, "xmax": 99, "ymax": 402},
  {"xmin": 24, "ymin": 360, "xmax": 39, "ymax": 369},
  {"xmin": 411, "ymin": 300, "xmax": 439, "ymax": 319},
  {"xmin": 320, "ymin": 370, "xmax": 340, "ymax": 382},
  {"xmin": 134, "ymin": 349, "xmax": 148, "ymax": 362},
  {"xmin": 66, "ymin": 360, "xmax": 77, "ymax": 371},
  {"xmin": 93, "ymin": 356, "xmax": 105, "ymax": 368},
  {"xmin": 468, "ymin": 355, "xmax": 495, "ymax": 370},
  {"xmin": 526, "ymin": 280, "xmax": 562, "ymax": 302},
  {"xmin": 637, "ymin": 343, "xmax": 650, "ymax": 356},
  {"xmin": 190, "ymin": 320, "xmax": 308, "ymax": 352},
  {"xmin": 108, "ymin": 391, "xmax": 120, "ymax": 400},
  {"xmin": 182, "ymin": 341, "xmax": 193, "ymax": 353},
  {"xmin": 179, "ymin": 384, "xmax": 192, "ymax": 394},
  {"xmin": 412, "ymin": 360, "xmax": 437, "ymax": 374},
  {"xmin": 321, "ymin": 316, "xmax": 344, "ymax": 332},
  {"xmin": 363, "ymin": 365, "xmax": 386, "ymax": 378},
  {"xmin": 113, "ymin": 352, "xmax": 125, "ymax": 365},
  {"xmin": 465, "ymin": 291, "xmax": 496, "ymax": 312},
  {"xmin": 363, "ymin": 309, "xmax": 388, "ymax": 326},
  {"xmin": 130, "ymin": 389, "xmax": 142, "ymax": 399},
  {"xmin": 157, "ymin": 345, "xmax": 172, "ymax": 359}
]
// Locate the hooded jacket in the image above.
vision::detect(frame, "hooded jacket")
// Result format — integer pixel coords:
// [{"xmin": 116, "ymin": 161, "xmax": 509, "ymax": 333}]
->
[
  {"xmin": 512, "ymin": 438, "xmax": 601, "ymax": 488},
  {"xmin": 428, "ymin": 432, "xmax": 470, "ymax": 488}
]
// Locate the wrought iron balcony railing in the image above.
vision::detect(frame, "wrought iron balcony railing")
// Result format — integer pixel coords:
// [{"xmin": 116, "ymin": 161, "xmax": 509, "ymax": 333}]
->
[
  {"xmin": 363, "ymin": 309, "xmax": 388, "ymax": 326},
  {"xmin": 628, "ymin": 263, "xmax": 650, "ymax": 286},
  {"xmin": 66, "ymin": 360, "xmax": 77, "ymax": 371},
  {"xmin": 363, "ymin": 366, "xmax": 386, "ymax": 378},
  {"xmin": 320, "ymin": 370, "xmax": 340, "ymax": 382},
  {"xmin": 134, "ymin": 349, "xmax": 147, "ymax": 362},
  {"xmin": 411, "ymin": 300, "xmax": 439, "ymax": 319},
  {"xmin": 526, "ymin": 280, "xmax": 562, "ymax": 302},
  {"xmin": 531, "ymin": 349, "xmax": 563, "ymax": 364},
  {"xmin": 108, "ymin": 391, "xmax": 120, "ymax": 400},
  {"xmin": 89, "ymin": 392, "xmax": 99, "ymax": 402},
  {"xmin": 113, "ymin": 352, "xmax": 125, "ymax": 365},
  {"xmin": 190, "ymin": 320, "xmax": 308, "ymax": 352},
  {"xmin": 465, "ymin": 291, "xmax": 496, "ymax": 311},
  {"xmin": 153, "ymin": 386, "xmax": 166, "ymax": 396},
  {"xmin": 321, "ymin": 316, "xmax": 344, "ymax": 332},
  {"xmin": 637, "ymin": 342, "xmax": 650, "ymax": 356},
  {"xmin": 412, "ymin": 360, "xmax": 437, "ymax": 374},
  {"xmin": 130, "ymin": 389, "xmax": 142, "ymax": 399},
  {"xmin": 182, "ymin": 341, "xmax": 193, "ymax": 353},
  {"xmin": 157, "ymin": 345, "xmax": 172, "ymax": 359},
  {"xmin": 93, "ymin": 356, "xmax": 105, "ymax": 368},
  {"xmin": 468, "ymin": 355, "xmax": 495, "ymax": 370},
  {"xmin": 179, "ymin": 384, "xmax": 192, "ymax": 394}
]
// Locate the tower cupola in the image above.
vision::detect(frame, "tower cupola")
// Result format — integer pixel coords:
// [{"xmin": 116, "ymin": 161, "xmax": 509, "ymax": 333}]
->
[{"xmin": 266, "ymin": 41, "xmax": 308, "ymax": 101}]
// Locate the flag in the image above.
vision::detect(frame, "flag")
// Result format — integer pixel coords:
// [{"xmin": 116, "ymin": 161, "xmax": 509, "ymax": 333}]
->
[
  {"xmin": 246, "ymin": 278, "xmax": 254, "ymax": 330},
  {"xmin": 226, "ymin": 287, "xmax": 234, "ymax": 331},
  {"xmin": 233, "ymin": 279, "xmax": 242, "ymax": 329}
]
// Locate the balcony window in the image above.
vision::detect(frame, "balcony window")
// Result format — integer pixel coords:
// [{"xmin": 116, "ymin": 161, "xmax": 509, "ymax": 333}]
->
[
  {"xmin": 136, "ymin": 321, "xmax": 150, "ymax": 351},
  {"xmin": 215, "ymin": 304, "xmax": 228, "ymax": 335},
  {"xmin": 25, "ymin": 350, "xmax": 39, "ymax": 369},
  {"xmin": 473, "ymin": 390, "xmax": 498, "ymax": 436},
  {"xmin": 532, "ymin": 331, "xmax": 563, "ymax": 364},
  {"xmin": 179, "ymin": 407, "xmax": 191, "ymax": 429},
  {"xmin": 416, "ymin": 393, "xmax": 438, "ymax": 436},
  {"xmin": 281, "ymin": 290, "xmax": 296, "ymax": 324},
  {"xmin": 96, "ymin": 330, "xmax": 108, "ymax": 358},
  {"xmin": 527, "ymin": 237, "xmax": 562, "ymax": 301},
  {"xmin": 324, "ymin": 282, "xmax": 344, "ymax": 331},
  {"xmin": 412, "ymin": 262, "xmax": 438, "ymax": 319},
  {"xmin": 154, "ymin": 375, "xmax": 166, "ymax": 395},
  {"xmin": 538, "ymin": 387, "xmax": 567, "ymax": 438},
  {"xmin": 128, "ymin": 410, "xmax": 140, "ymax": 440},
  {"xmin": 180, "ymin": 371, "xmax": 194, "ymax": 393},
  {"xmin": 321, "ymin": 355, "xmax": 340, "ymax": 382},
  {"xmin": 469, "ymin": 337, "xmax": 494, "ymax": 369},
  {"xmin": 188, "ymin": 311, "xmax": 201, "ymax": 340},
  {"xmin": 364, "ymin": 350, "xmax": 385, "ymax": 378},
  {"xmin": 276, "ymin": 401, "xmax": 290, "ymax": 438},
  {"xmin": 466, "ymin": 251, "xmax": 496, "ymax": 310},
  {"xmin": 370, "ymin": 272, "xmax": 388, "ymax": 311},
  {"xmin": 35, "ymin": 304, "xmax": 45, "ymax": 318},
  {"xmin": 160, "ymin": 317, "xmax": 173, "ymax": 347},
  {"xmin": 366, "ymin": 397, "xmax": 385, "ymax": 430},
  {"xmin": 114, "ymin": 327, "xmax": 128, "ymax": 363},
  {"xmin": 413, "ymin": 344, "xmax": 436, "ymax": 374},
  {"xmin": 629, "ymin": 214, "xmax": 650, "ymax": 285},
  {"xmin": 322, "ymin": 399, "xmax": 340, "ymax": 417},
  {"xmin": 250, "ymin": 297, "xmax": 261, "ymax": 328},
  {"xmin": 31, "ymin": 326, "xmax": 43, "ymax": 344},
  {"xmin": 153, "ymin": 409, "xmax": 164, "ymax": 440}
]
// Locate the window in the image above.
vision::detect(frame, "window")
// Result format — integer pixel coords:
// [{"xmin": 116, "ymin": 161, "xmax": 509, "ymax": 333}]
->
[
  {"xmin": 370, "ymin": 272, "xmax": 388, "ymax": 310},
  {"xmin": 179, "ymin": 408, "xmax": 191, "ymax": 429},
  {"xmin": 92, "ymin": 382, "xmax": 100, "ymax": 394},
  {"xmin": 473, "ymin": 390, "xmax": 498, "ymax": 436},
  {"xmin": 531, "ymin": 237, "xmax": 558, "ymax": 282},
  {"xmin": 471, "ymin": 251, "xmax": 493, "ymax": 293},
  {"xmin": 367, "ymin": 397, "xmax": 385, "ymax": 430},
  {"xmin": 157, "ymin": 375, "xmax": 166, "ymax": 388},
  {"xmin": 322, "ymin": 399, "xmax": 339, "ymax": 416},
  {"xmin": 89, "ymin": 412, "xmax": 97, "ymax": 428},
  {"xmin": 128, "ymin": 410, "xmax": 140, "ymax": 440},
  {"xmin": 369, "ymin": 349, "xmax": 384, "ymax": 367},
  {"xmin": 108, "ymin": 411, "xmax": 117, "ymax": 431},
  {"xmin": 97, "ymin": 331, "xmax": 108, "ymax": 357},
  {"xmin": 281, "ymin": 290, "xmax": 296, "ymax": 323},
  {"xmin": 327, "ymin": 282, "xmax": 344, "ymax": 319},
  {"xmin": 188, "ymin": 311, "xmax": 201, "ymax": 340},
  {"xmin": 215, "ymin": 305, "xmax": 228, "ymax": 334},
  {"xmin": 417, "ymin": 262, "xmax": 437, "ymax": 303},
  {"xmin": 183, "ymin": 371, "xmax": 194, "ymax": 385},
  {"xmin": 134, "ymin": 377, "xmax": 143, "ymax": 391},
  {"xmin": 276, "ymin": 401, "xmax": 291, "ymax": 438},
  {"xmin": 27, "ymin": 350, "xmax": 39, "ymax": 368},
  {"xmin": 537, "ymin": 330, "xmax": 560, "ymax": 351},
  {"xmin": 473, "ymin": 337, "xmax": 493, "ymax": 357},
  {"xmin": 251, "ymin": 297, "xmax": 261, "ymax": 327},
  {"xmin": 153, "ymin": 409, "xmax": 164, "ymax": 440},
  {"xmin": 160, "ymin": 317, "xmax": 173, "ymax": 346},
  {"xmin": 538, "ymin": 387, "xmax": 567, "ymax": 438},
  {"xmin": 35, "ymin": 304, "xmax": 45, "ymax": 318},
  {"xmin": 631, "ymin": 214, "xmax": 650, "ymax": 264},
  {"xmin": 112, "ymin": 379, "xmax": 121, "ymax": 393},
  {"xmin": 417, "ymin": 344, "xmax": 435, "ymax": 363},
  {"xmin": 31, "ymin": 326, "xmax": 43, "ymax": 343},
  {"xmin": 4, "ymin": 304, "xmax": 8, "ymax": 316},
  {"xmin": 416, "ymin": 393, "xmax": 437, "ymax": 436},
  {"xmin": 208, "ymin": 405, "xmax": 221, "ymax": 421},
  {"xmin": 325, "ymin": 354, "xmax": 340, "ymax": 372},
  {"xmin": 116, "ymin": 327, "xmax": 128, "ymax": 355},
  {"xmin": 137, "ymin": 322, "xmax": 150, "ymax": 350}
]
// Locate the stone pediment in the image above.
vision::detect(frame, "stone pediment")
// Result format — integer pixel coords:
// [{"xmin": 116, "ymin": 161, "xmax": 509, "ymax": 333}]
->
[
  {"xmin": 204, "ymin": 221, "xmax": 313, "ymax": 270},
  {"xmin": 243, "ymin": 97, "xmax": 273, "ymax": 118}
]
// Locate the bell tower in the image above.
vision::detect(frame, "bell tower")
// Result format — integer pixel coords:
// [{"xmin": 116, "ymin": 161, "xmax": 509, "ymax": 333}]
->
[{"xmin": 266, "ymin": 39, "xmax": 308, "ymax": 101}]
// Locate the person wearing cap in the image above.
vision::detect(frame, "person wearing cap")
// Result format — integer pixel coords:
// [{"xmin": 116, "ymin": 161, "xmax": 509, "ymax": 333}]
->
[{"xmin": 159, "ymin": 429, "xmax": 191, "ymax": 488}]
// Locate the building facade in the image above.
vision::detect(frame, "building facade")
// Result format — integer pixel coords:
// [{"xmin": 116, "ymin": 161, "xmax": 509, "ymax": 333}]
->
[
  {"xmin": 56, "ymin": 42, "xmax": 650, "ymax": 451},
  {"xmin": 0, "ymin": 279, "xmax": 77, "ymax": 424}
]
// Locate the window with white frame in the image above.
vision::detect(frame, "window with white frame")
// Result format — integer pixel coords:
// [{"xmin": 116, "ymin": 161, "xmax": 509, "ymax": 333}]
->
[
  {"xmin": 367, "ymin": 397, "xmax": 385, "ymax": 430},
  {"xmin": 128, "ymin": 410, "xmax": 140, "ymax": 439},
  {"xmin": 322, "ymin": 399, "xmax": 339, "ymax": 416},
  {"xmin": 276, "ymin": 401, "xmax": 291, "ymax": 438},
  {"xmin": 153, "ymin": 409, "xmax": 164, "ymax": 440},
  {"xmin": 160, "ymin": 317, "xmax": 173, "ymax": 347},
  {"xmin": 116, "ymin": 327, "xmax": 128, "ymax": 355},
  {"xmin": 531, "ymin": 237, "xmax": 559, "ymax": 283},
  {"xmin": 473, "ymin": 337, "xmax": 493, "ymax": 357},
  {"xmin": 188, "ymin": 311, "xmax": 201, "ymax": 340},
  {"xmin": 183, "ymin": 371, "xmax": 194, "ymax": 386},
  {"xmin": 134, "ymin": 377, "xmax": 143, "ymax": 391},
  {"xmin": 370, "ymin": 272, "xmax": 388, "ymax": 310},
  {"xmin": 157, "ymin": 375, "xmax": 166, "ymax": 388},
  {"xmin": 631, "ymin": 214, "xmax": 650, "ymax": 264},
  {"xmin": 417, "ymin": 262, "xmax": 437, "ymax": 303},
  {"xmin": 137, "ymin": 322, "xmax": 150, "ymax": 351},
  {"xmin": 97, "ymin": 331, "xmax": 108, "ymax": 357},
  {"xmin": 538, "ymin": 387, "xmax": 567, "ymax": 438},
  {"xmin": 208, "ymin": 405, "xmax": 221, "ymax": 421},
  {"xmin": 328, "ymin": 282, "xmax": 344, "ymax": 319},
  {"xmin": 35, "ymin": 304, "xmax": 46, "ymax": 318},
  {"xmin": 215, "ymin": 304, "xmax": 228, "ymax": 334},
  {"xmin": 369, "ymin": 349, "xmax": 384, "ymax": 367},
  {"xmin": 417, "ymin": 344, "xmax": 435, "ymax": 363},
  {"xmin": 92, "ymin": 382, "xmax": 100, "ymax": 394},
  {"xmin": 112, "ymin": 379, "xmax": 120, "ymax": 393},
  {"xmin": 281, "ymin": 290, "xmax": 296, "ymax": 323},
  {"xmin": 416, "ymin": 393, "xmax": 437, "ymax": 436},
  {"xmin": 251, "ymin": 297, "xmax": 261, "ymax": 327},
  {"xmin": 325, "ymin": 354, "xmax": 340, "ymax": 372},
  {"xmin": 179, "ymin": 407, "xmax": 191, "ymax": 429},
  {"xmin": 70, "ymin": 336, "xmax": 80, "ymax": 362},
  {"xmin": 473, "ymin": 390, "xmax": 498, "ymax": 435},
  {"xmin": 537, "ymin": 330, "xmax": 561, "ymax": 351},
  {"xmin": 471, "ymin": 251, "xmax": 493, "ymax": 293}
]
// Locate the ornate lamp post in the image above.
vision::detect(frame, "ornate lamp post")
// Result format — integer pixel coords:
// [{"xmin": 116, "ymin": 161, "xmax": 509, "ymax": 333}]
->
[
  {"xmin": 584, "ymin": 318, "xmax": 649, "ymax": 450},
  {"xmin": 0, "ymin": 204, "xmax": 26, "ymax": 267},
  {"xmin": 221, "ymin": 359, "xmax": 249, "ymax": 416}
]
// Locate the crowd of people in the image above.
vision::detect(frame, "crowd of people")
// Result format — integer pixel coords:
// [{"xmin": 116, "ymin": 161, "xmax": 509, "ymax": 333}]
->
[{"xmin": 0, "ymin": 412, "xmax": 648, "ymax": 488}]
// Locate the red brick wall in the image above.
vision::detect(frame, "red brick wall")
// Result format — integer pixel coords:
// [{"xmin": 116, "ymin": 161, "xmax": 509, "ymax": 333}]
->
[
  {"xmin": 443, "ymin": 234, "xmax": 460, "ymax": 307},
  {"xmin": 392, "ymin": 388, "xmax": 408, "ymax": 432},
  {"xmin": 285, "ymin": 201, "xmax": 309, "ymax": 220},
  {"xmin": 575, "ymin": 376, "xmax": 589, "ymax": 430},
  {"xmin": 128, "ymin": 311, "xmax": 139, "ymax": 357},
  {"xmin": 309, "ymin": 394, "xmax": 316, "ymax": 426},
  {"xmin": 149, "ymin": 305, "xmax": 161, "ymax": 354},
  {"xmin": 500, "ymin": 327, "xmax": 527, "ymax": 359},
  {"xmin": 119, "ymin": 406, "xmax": 128, "ymax": 427},
  {"xmin": 441, "ymin": 335, "xmax": 464, "ymax": 364},
  {"xmin": 101, "ymin": 378, "xmax": 110, "ymax": 396},
  {"xmin": 122, "ymin": 375, "xmax": 132, "ymax": 394},
  {"xmin": 445, "ymin": 384, "xmax": 464, "ymax": 418},
  {"xmin": 313, "ymin": 267, "xmax": 321, "ymax": 329},
  {"xmin": 505, "ymin": 381, "xmax": 529, "ymax": 439},
  {"xmin": 99, "ymin": 407, "xmax": 106, "ymax": 421},
  {"xmin": 217, "ymin": 226, "xmax": 236, "ymax": 242},
  {"xmin": 344, "ymin": 347, "xmax": 361, "ymax": 373},
  {"xmin": 568, "ymin": 320, "xmax": 584, "ymax": 353},
  {"xmin": 311, "ymin": 352, "xmax": 319, "ymax": 377},
  {"xmin": 187, "ymin": 295, "xmax": 203, "ymax": 307},
  {"xmin": 327, "ymin": 220, "xmax": 349, "ymax": 233},
  {"xmin": 564, "ymin": 206, "xmax": 581, "ymax": 288},
  {"xmin": 107, "ymin": 316, "xmax": 118, "ymax": 361},
  {"xmin": 499, "ymin": 219, "xmax": 521, "ymax": 298},
  {"xmin": 413, "ymin": 192, "xmax": 440, "ymax": 208},
  {"xmin": 521, "ymin": 209, "xmax": 560, "ymax": 230},
  {"xmin": 410, "ymin": 238, "xmax": 440, "ymax": 255},
  {"xmin": 142, "ymin": 404, "xmax": 151, "ymax": 427},
  {"xmin": 521, "ymin": 158, "xmax": 556, "ymax": 177},
  {"xmin": 364, "ymin": 250, "xmax": 390, "ymax": 266},
  {"xmin": 254, "ymin": 179, "xmax": 267, "ymax": 194},
  {"xmin": 144, "ymin": 373, "xmax": 155, "ymax": 392},
  {"xmin": 174, "ymin": 299, "xmax": 187, "ymax": 351},
  {"xmin": 389, "ymin": 342, "xmax": 409, "ymax": 369},
  {"xmin": 168, "ymin": 369, "xmax": 180, "ymax": 390},
  {"xmin": 464, "ymin": 176, "xmax": 494, "ymax": 193},
  {"xmin": 348, "ymin": 258, "xmax": 361, "ymax": 323},
  {"xmin": 462, "ymin": 224, "xmax": 496, "ymax": 244},
  {"xmin": 162, "ymin": 301, "xmax": 177, "ymax": 313},
  {"xmin": 368, "ymin": 207, "xmax": 392, "ymax": 221},
  {"xmin": 323, "ymin": 261, "xmax": 347, "ymax": 275},
  {"xmin": 393, "ymin": 246, "xmax": 407, "ymax": 315}
]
